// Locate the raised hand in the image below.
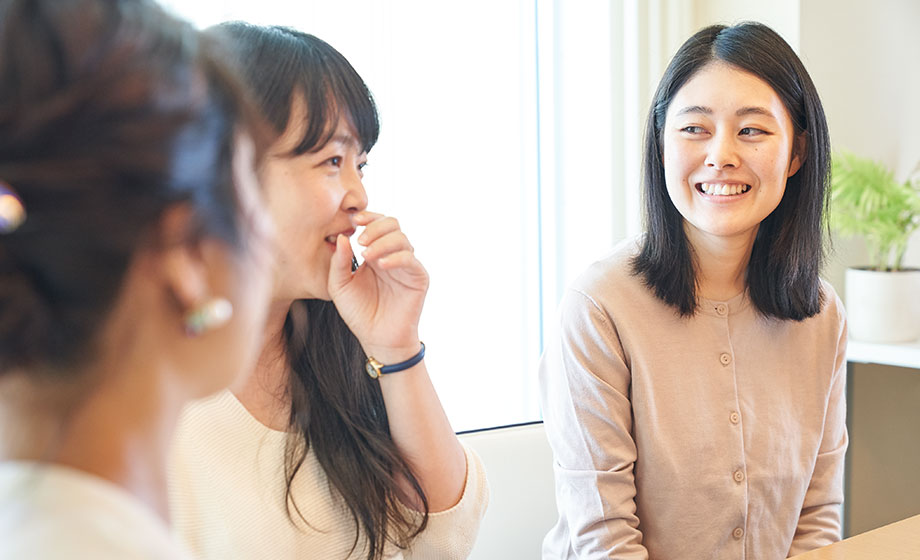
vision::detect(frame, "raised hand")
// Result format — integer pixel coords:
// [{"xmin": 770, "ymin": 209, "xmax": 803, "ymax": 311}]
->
[{"xmin": 326, "ymin": 211, "xmax": 428, "ymax": 364}]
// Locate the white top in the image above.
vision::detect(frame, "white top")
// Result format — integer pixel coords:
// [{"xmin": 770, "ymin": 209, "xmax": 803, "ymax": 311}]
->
[
  {"xmin": 169, "ymin": 390, "xmax": 489, "ymax": 560},
  {"xmin": 0, "ymin": 462, "xmax": 193, "ymax": 560},
  {"xmin": 539, "ymin": 239, "xmax": 848, "ymax": 559}
]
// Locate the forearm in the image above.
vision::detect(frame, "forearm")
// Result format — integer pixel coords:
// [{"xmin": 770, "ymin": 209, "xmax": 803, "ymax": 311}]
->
[
  {"xmin": 328, "ymin": 213, "xmax": 465, "ymax": 511},
  {"xmin": 377, "ymin": 360, "xmax": 467, "ymax": 512}
]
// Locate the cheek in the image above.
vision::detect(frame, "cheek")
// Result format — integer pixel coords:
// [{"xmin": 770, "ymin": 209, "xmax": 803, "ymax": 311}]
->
[{"xmin": 662, "ymin": 143, "xmax": 693, "ymax": 199}]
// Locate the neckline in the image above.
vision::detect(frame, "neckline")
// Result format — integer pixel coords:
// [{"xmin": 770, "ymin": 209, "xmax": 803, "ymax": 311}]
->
[
  {"xmin": 219, "ymin": 390, "xmax": 290, "ymax": 438},
  {"xmin": 698, "ymin": 289, "xmax": 751, "ymax": 317}
]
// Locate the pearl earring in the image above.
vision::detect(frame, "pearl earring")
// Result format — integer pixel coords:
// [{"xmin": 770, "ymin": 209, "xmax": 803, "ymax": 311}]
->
[{"xmin": 183, "ymin": 298, "xmax": 233, "ymax": 337}]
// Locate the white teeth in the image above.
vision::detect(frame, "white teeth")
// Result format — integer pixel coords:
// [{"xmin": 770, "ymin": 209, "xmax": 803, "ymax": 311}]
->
[{"xmin": 700, "ymin": 183, "xmax": 749, "ymax": 196}]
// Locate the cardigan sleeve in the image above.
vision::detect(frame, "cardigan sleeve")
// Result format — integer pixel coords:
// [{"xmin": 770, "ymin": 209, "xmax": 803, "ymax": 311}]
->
[
  {"xmin": 787, "ymin": 301, "xmax": 849, "ymax": 556},
  {"xmin": 405, "ymin": 443, "xmax": 489, "ymax": 559},
  {"xmin": 539, "ymin": 288, "xmax": 649, "ymax": 559}
]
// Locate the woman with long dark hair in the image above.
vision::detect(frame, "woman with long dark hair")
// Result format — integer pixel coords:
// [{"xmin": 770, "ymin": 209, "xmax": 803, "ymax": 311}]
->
[
  {"xmin": 539, "ymin": 22, "xmax": 846, "ymax": 559},
  {"xmin": 0, "ymin": 0, "xmax": 274, "ymax": 556},
  {"xmin": 169, "ymin": 23, "xmax": 488, "ymax": 560}
]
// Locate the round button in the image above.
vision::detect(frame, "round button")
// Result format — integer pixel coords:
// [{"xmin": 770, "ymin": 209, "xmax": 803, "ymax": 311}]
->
[
  {"xmin": 729, "ymin": 412, "xmax": 740, "ymax": 424},
  {"xmin": 733, "ymin": 470, "xmax": 745, "ymax": 483},
  {"xmin": 716, "ymin": 303, "xmax": 728, "ymax": 315},
  {"xmin": 732, "ymin": 527, "xmax": 744, "ymax": 539},
  {"xmin": 720, "ymin": 353, "xmax": 732, "ymax": 366}
]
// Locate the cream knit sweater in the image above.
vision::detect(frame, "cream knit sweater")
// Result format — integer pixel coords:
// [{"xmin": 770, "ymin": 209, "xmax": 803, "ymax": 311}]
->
[{"xmin": 169, "ymin": 390, "xmax": 489, "ymax": 560}]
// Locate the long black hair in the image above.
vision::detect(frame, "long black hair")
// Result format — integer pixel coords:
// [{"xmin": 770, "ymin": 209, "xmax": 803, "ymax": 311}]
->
[
  {"xmin": 206, "ymin": 22, "xmax": 427, "ymax": 560},
  {"xmin": 632, "ymin": 22, "xmax": 831, "ymax": 320},
  {"xmin": 0, "ymin": 0, "xmax": 260, "ymax": 374}
]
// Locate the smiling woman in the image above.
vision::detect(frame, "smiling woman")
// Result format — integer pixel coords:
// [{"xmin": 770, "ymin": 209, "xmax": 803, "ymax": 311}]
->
[
  {"xmin": 539, "ymin": 22, "xmax": 847, "ymax": 559},
  {"xmin": 168, "ymin": 23, "xmax": 487, "ymax": 560}
]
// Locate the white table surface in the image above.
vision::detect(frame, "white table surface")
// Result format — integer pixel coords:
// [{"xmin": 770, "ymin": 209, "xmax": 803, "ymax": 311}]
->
[{"xmin": 846, "ymin": 339, "xmax": 920, "ymax": 370}]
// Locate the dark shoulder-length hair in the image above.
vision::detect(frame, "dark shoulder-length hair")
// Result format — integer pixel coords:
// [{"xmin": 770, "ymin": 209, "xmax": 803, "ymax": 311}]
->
[
  {"xmin": 632, "ymin": 21, "xmax": 831, "ymax": 320},
  {"xmin": 0, "ymin": 0, "xmax": 261, "ymax": 374},
  {"xmin": 205, "ymin": 22, "xmax": 426, "ymax": 560}
]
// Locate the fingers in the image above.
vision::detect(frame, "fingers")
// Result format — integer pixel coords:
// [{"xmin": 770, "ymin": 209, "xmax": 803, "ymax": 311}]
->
[
  {"xmin": 361, "ymin": 230, "xmax": 413, "ymax": 262},
  {"xmin": 355, "ymin": 213, "xmax": 403, "ymax": 248},
  {"xmin": 327, "ymin": 233, "xmax": 356, "ymax": 294},
  {"xmin": 374, "ymin": 249, "xmax": 420, "ymax": 270},
  {"xmin": 353, "ymin": 211, "xmax": 385, "ymax": 226},
  {"xmin": 352, "ymin": 211, "xmax": 424, "ymax": 275}
]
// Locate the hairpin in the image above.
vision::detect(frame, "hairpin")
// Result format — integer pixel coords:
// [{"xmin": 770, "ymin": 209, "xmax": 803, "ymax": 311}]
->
[{"xmin": 0, "ymin": 182, "xmax": 26, "ymax": 234}]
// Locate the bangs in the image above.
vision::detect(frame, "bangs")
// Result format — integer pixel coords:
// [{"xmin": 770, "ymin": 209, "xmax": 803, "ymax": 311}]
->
[
  {"xmin": 206, "ymin": 23, "xmax": 379, "ymax": 157},
  {"xmin": 268, "ymin": 27, "xmax": 379, "ymax": 156},
  {"xmin": 289, "ymin": 75, "xmax": 380, "ymax": 156}
]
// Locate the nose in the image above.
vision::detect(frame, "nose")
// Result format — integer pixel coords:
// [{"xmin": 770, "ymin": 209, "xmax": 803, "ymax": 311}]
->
[
  {"xmin": 705, "ymin": 131, "xmax": 740, "ymax": 170},
  {"xmin": 341, "ymin": 166, "xmax": 368, "ymax": 214}
]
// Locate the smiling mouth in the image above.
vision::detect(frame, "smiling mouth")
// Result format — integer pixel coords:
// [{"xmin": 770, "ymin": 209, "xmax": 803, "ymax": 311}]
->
[{"xmin": 696, "ymin": 182, "xmax": 751, "ymax": 196}]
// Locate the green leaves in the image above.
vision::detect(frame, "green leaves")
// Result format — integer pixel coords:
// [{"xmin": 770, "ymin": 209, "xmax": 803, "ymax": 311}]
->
[{"xmin": 830, "ymin": 151, "xmax": 920, "ymax": 271}]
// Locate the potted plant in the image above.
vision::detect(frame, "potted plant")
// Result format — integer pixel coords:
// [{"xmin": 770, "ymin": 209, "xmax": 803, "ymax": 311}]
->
[{"xmin": 830, "ymin": 151, "xmax": 920, "ymax": 343}]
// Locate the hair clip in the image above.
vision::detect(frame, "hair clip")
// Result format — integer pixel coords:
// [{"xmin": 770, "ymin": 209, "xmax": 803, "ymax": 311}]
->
[{"xmin": 0, "ymin": 182, "xmax": 26, "ymax": 234}]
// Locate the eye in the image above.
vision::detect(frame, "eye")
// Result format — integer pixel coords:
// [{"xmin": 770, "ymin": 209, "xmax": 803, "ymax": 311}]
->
[
  {"xmin": 680, "ymin": 126, "xmax": 706, "ymax": 135},
  {"xmin": 739, "ymin": 127, "xmax": 768, "ymax": 137},
  {"xmin": 326, "ymin": 156, "xmax": 343, "ymax": 167}
]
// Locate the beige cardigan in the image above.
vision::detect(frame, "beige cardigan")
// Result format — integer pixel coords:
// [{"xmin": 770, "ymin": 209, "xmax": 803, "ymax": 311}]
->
[{"xmin": 539, "ymin": 240, "xmax": 847, "ymax": 559}]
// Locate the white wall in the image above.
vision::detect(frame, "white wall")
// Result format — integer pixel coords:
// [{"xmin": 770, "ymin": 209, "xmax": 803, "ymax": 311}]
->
[
  {"xmin": 800, "ymin": 0, "xmax": 920, "ymax": 294},
  {"xmin": 691, "ymin": 0, "xmax": 800, "ymax": 51}
]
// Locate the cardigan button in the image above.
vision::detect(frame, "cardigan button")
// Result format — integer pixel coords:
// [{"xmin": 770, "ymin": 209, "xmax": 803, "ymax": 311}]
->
[
  {"xmin": 720, "ymin": 353, "xmax": 732, "ymax": 366},
  {"xmin": 716, "ymin": 303, "xmax": 728, "ymax": 315},
  {"xmin": 729, "ymin": 411, "xmax": 740, "ymax": 424},
  {"xmin": 733, "ymin": 469, "xmax": 745, "ymax": 483},
  {"xmin": 733, "ymin": 527, "xmax": 744, "ymax": 539}
]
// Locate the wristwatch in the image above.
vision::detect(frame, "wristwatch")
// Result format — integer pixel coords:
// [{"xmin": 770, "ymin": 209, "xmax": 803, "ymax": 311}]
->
[{"xmin": 365, "ymin": 342, "xmax": 426, "ymax": 379}]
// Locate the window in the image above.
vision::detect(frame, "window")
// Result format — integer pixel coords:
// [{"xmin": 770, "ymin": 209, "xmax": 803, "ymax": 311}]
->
[{"xmin": 161, "ymin": 0, "xmax": 644, "ymax": 431}]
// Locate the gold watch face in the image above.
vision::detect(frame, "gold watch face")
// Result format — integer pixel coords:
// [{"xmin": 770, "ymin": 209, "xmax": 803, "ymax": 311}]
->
[{"xmin": 365, "ymin": 360, "xmax": 381, "ymax": 379}]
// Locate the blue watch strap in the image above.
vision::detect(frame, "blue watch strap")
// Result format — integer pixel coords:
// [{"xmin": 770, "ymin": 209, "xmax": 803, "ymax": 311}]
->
[
  {"xmin": 380, "ymin": 342, "xmax": 425, "ymax": 374},
  {"xmin": 379, "ymin": 342, "xmax": 425, "ymax": 374}
]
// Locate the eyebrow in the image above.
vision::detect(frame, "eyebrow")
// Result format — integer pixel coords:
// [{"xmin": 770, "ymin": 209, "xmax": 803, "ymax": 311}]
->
[
  {"xmin": 735, "ymin": 106, "xmax": 776, "ymax": 119},
  {"xmin": 675, "ymin": 105, "xmax": 712, "ymax": 116},
  {"xmin": 674, "ymin": 105, "xmax": 777, "ymax": 119}
]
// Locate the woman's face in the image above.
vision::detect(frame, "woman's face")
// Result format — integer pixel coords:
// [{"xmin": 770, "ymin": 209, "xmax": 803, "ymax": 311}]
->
[
  {"xmin": 260, "ymin": 96, "xmax": 368, "ymax": 302},
  {"xmin": 662, "ymin": 62, "xmax": 802, "ymax": 244}
]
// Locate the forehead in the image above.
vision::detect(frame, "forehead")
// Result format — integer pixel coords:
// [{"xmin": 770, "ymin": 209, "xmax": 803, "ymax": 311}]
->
[{"xmin": 668, "ymin": 62, "xmax": 789, "ymax": 120}]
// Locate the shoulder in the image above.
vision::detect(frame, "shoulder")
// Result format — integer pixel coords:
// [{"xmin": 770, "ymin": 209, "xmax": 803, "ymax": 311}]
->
[
  {"xmin": 0, "ymin": 464, "xmax": 192, "ymax": 559},
  {"xmin": 569, "ymin": 237, "xmax": 642, "ymax": 298},
  {"xmin": 561, "ymin": 236, "xmax": 667, "ymax": 325},
  {"xmin": 816, "ymin": 279, "xmax": 847, "ymax": 335}
]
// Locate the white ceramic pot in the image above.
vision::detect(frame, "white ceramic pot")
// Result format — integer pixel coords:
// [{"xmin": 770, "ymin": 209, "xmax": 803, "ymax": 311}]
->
[{"xmin": 845, "ymin": 267, "xmax": 920, "ymax": 343}]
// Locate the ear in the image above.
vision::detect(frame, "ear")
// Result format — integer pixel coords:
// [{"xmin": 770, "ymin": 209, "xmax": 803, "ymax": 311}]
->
[
  {"xmin": 787, "ymin": 133, "xmax": 807, "ymax": 178},
  {"xmin": 156, "ymin": 205, "xmax": 210, "ymax": 312}
]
